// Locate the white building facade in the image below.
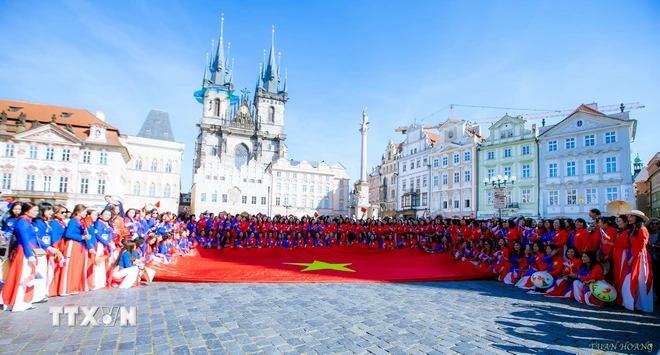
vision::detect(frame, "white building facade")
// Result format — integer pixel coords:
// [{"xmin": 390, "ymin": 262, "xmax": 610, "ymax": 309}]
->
[
  {"xmin": 538, "ymin": 104, "xmax": 637, "ymax": 219},
  {"xmin": 124, "ymin": 110, "xmax": 185, "ymax": 213},
  {"xmin": 396, "ymin": 124, "xmax": 437, "ymax": 218},
  {"xmin": 268, "ymin": 159, "xmax": 350, "ymax": 217},
  {"xmin": 0, "ymin": 100, "xmax": 129, "ymax": 210},
  {"xmin": 429, "ymin": 118, "xmax": 483, "ymax": 218}
]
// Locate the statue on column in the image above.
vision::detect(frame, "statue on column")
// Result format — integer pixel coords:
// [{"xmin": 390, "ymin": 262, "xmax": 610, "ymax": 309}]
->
[{"xmin": 361, "ymin": 110, "xmax": 369, "ymax": 130}]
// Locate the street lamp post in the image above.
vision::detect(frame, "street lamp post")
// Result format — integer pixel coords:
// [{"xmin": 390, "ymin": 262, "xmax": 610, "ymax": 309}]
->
[
  {"xmin": 283, "ymin": 204, "xmax": 292, "ymax": 216},
  {"xmin": 483, "ymin": 175, "xmax": 516, "ymax": 219}
]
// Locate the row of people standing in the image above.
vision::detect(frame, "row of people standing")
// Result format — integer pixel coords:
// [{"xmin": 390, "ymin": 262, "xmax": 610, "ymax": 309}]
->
[{"xmin": 1, "ymin": 202, "xmax": 146, "ymax": 312}]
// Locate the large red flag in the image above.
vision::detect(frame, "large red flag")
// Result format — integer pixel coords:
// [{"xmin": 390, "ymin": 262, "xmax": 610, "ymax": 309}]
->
[{"xmin": 150, "ymin": 245, "xmax": 493, "ymax": 283}]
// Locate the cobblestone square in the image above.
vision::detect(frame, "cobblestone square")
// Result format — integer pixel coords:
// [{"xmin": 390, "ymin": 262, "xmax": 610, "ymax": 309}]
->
[{"xmin": 0, "ymin": 280, "xmax": 658, "ymax": 354}]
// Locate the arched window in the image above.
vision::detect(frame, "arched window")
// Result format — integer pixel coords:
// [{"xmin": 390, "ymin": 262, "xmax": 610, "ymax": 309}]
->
[
  {"xmin": 164, "ymin": 184, "xmax": 171, "ymax": 198},
  {"xmin": 135, "ymin": 158, "xmax": 142, "ymax": 170},
  {"xmin": 234, "ymin": 144, "xmax": 249, "ymax": 170},
  {"xmin": 151, "ymin": 159, "xmax": 157, "ymax": 171},
  {"xmin": 214, "ymin": 99, "xmax": 221, "ymax": 116},
  {"xmin": 148, "ymin": 183, "xmax": 156, "ymax": 197},
  {"xmin": 133, "ymin": 182, "xmax": 141, "ymax": 195},
  {"xmin": 268, "ymin": 106, "xmax": 275, "ymax": 122},
  {"xmin": 165, "ymin": 161, "xmax": 172, "ymax": 173},
  {"xmin": 210, "ymin": 147, "xmax": 217, "ymax": 156}
]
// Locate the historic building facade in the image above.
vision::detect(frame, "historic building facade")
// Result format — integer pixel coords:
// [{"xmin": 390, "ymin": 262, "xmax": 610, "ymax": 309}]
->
[
  {"xmin": 378, "ymin": 140, "xmax": 400, "ymax": 218},
  {"xmin": 0, "ymin": 100, "xmax": 129, "ymax": 210},
  {"xmin": 268, "ymin": 159, "xmax": 349, "ymax": 217},
  {"xmin": 124, "ymin": 110, "xmax": 185, "ymax": 213},
  {"xmin": 396, "ymin": 124, "xmax": 437, "ymax": 218},
  {"xmin": 367, "ymin": 165, "xmax": 381, "ymax": 218},
  {"xmin": 645, "ymin": 152, "xmax": 660, "ymax": 218},
  {"xmin": 538, "ymin": 104, "xmax": 637, "ymax": 219},
  {"xmin": 430, "ymin": 118, "xmax": 483, "ymax": 218},
  {"xmin": 477, "ymin": 115, "xmax": 539, "ymax": 219}
]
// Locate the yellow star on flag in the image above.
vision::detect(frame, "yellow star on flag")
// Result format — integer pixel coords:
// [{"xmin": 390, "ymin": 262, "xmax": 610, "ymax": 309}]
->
[{"xmin": 284, "ymin": 260, "xmax": 355, "ymax": 272}]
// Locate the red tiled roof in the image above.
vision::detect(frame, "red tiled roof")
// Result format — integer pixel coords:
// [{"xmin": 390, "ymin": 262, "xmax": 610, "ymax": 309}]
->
[{"xmin": 426, "ymin": 132, "xmax": 439, "ymax": 145}]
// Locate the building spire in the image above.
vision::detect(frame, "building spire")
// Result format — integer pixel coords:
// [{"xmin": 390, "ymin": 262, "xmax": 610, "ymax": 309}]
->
[
  {"xmin": 210, "ymin": 14, "xmax": 226, "ymax": 85},
  {"xmin": 262, "ymin": 25, "xmax": 279, "ymax": 93},
  {"xmin": 282, "ymin": 68, "xmax": 288, "ymax": 93}
]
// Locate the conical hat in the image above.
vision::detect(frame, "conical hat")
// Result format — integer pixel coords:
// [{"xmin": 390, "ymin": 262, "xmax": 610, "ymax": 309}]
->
[{"xmin": 606, "ymin": 200, "xmax": 633, "ymax": 216}]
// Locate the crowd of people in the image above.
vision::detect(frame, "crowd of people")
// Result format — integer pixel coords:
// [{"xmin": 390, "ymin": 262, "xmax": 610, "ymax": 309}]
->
[{"xmin": 0, "ymin": 195, "xmax": 657, "ymax": 314}]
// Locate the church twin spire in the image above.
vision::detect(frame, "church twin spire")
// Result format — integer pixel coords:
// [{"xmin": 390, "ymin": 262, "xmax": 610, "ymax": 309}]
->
[{"xmin": 203, "ymin": 15, "xmax": 287, "ymax": 95}]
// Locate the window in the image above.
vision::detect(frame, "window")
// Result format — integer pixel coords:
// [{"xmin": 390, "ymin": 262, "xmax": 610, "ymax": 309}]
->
[
  {"xmin": 504, "ymin": 167, "xmax": 511, "ymax": 177},
  {"xmin": 433, "ymin": 176, "xmax": 439, "ymax": 186},
  {"xmin": 81, "ymin": 151, "xmax": 90, "ymax": 163},
  {"xmin": 62, "ymin": 148, "xmax": 70, "ymax": 161},
  {"xmin": 222, "ymin": 194, "xmax": 228, "ymax": 203},
  {"xmin": 276, "ymin": 172, "xmax": 281, "ymax": 177},
  {"xmin": 586, "ymin": 159, "xmax": 596, "ymax": 174},
  {"xmin": 25, "ymin": 175, "xmax": 35, "ymax": 191},
  {"xmin": 464, "ymin": 199, "xmax": 470, "ymax": 208},
  {"xmin": 410, "ymin": 162, "xmax": 414, "ymax": 170},
  {"xmin": 522, "ymin": 146, "xmax": 530, "ymax": 155},
  {"xmin": 549, "ymin": 191, "xmax": 559, "ymax": 206},
  {"xmin": 422, "ymin": 176, "xmax": 427, "ymax": 187},
  {"xmin": 148, "ymin": 183, "xmax": 155, "ymax": 197},
  {"xmin": 422, "ymin": 193, "xmax": 428, "ymax": 206},
  {"xmin": 261, "ymin": 197, "xmax": 267, "ymax": 205},
  {"xmin": 566, "ymin": 161, "xmax": 576, "ymax": 176},
  {"xmin": 29, "ymin": 146, "xmax": 38, "ymax": 159},
  {"xmin": 566, "ymin": 189, "xmax": 577, "ymax": 205},
  {"xmin": 606, "ymin": 157, "xmax": 617, "ymax": 173},
  {"xmin": 97, "ymin": 179, "xmax": 106, "ymax": 195},
  {"xmin": 133, "ymin": 182, "xmax": 140, "ymax": 195},
  {"xmin": 277, "ymin": 183, "xmax": 281, "ymax": 192},
  {"xmin": 442, "ymin": 157, "xmax": 448, "ymax": 166},
  {"xmin": 585, "ymin": 135, "xmax": 595, "ymax": 147},
  {"xmin": 135, "ymin": 158, "xmax": 142, "ymax": 170},
  {"xmin": 80, "ymin": 178, "xmax": 89, "ymax": 194},
  {"xmin": 464, "ymin": 151, "xmax": 471, "ymax": 161},
  {"xmin": 292, "ymin": 184, "xmax": 297, "ymax": 192},
  {"xmin": 302, "ymin": 199, "xmax": 306, "ymax": 208},
  {"xmin": 310, "ymin": 185, "xmax": 315, "ymax": 193},
  {"xmin": 339, "ymin": 190, "xmax": 344, "ymax": 197},
  {"xmin": 241, "ymin": 196, "xmax": 247, "ymax": 204},
  {"xmin": 292, "ymin": 172, "xmax": 297, "ymax": 178},
  {"xmin": 4, "ymin": 144, "xmax": 14, "ymax": 157},
  {"xmin": 586, "ymin": 188, "xmax": 597, "ymax": 204},
  {"xmin": 1, "ymin": 173, "xmax": 11, "ymax": 189},
  {"xmin": 98, "ymin": 152, "xmax": 108, "ymax": 165},
  {"xmin": 565, "ymin": 138, "xmax": 575, "ymax": 149},
  {"xmin": 151, "ymin": 159, "xmax": 157, "ymax": 171},
  {"xmin": 487, "ymin": 192, "xmax": 493, "ymax": 205},
  {"xmin": 453, "ymin": 172, "xmax": 459, "ymax": 183},
  {"xmin": 605, "ymin": 131, "xmax": 616, "ymax": 144},
  {"xmin": 324, "ymin": 199, "xmax": 329, "ymax": 208},
  {"xmin": 522, "ymin": 164, "xmax": 530, "ymax": 178},
  {"xmin": 548, "ymin": 141, "xmax": 557, "ymax": 151},
  {"xmin": 45, "ymin": 147, "xmax": 54, "ymax": 160},
  {"xmin": 416, "ymin": 177, "xmax": 421, "ymax": 190},
  {"xmin": 59, "ymin": 177, "xmax": 68, "ymax": 193},
  {"xmin": 433, "ymin": 159, "xmax": 439, "ymax": 168},
  {"xmin": 487, "ymin": 152, "xmax": 494, "ymax": 160},
  {"xmin": 464, "ymin": 170, "xmax": 471, "ymax": 182},
  {"xmin": 402, "ymin": 164, "xmax": 407, "ymax": 172},
  {"xmin": 442, "ymin": 174, "xmax": 448, "ymax": 185},
  {"xmin": 275, "ymin": 197, "xmax": 281, "ymax": 206},
  {"xmin": 453, "ymin": 200, "xmax": 459, "ymax": 209},
  {"xmin": 487, "ymin": 169, "xmax": 494, "ymax": 179},
  {"xmin": 453, "ymin": 153, "xmax": 459, "ymax": 163},
  {"xmin": 339, "ymin": 202, "xmax": 344, "ymax": 210},
  {"xmin": 504, "ymin": 149, "xmax": 512, "ymax": 157},
  {"xmin": 165, "ymin": 161, "xmax": 173, "ymax": 173},
  {"xmin": 522, "ymin": 189, "xmax": 531, "ymax": 204},
  {"xmin": 549, "ymin": 163, "xmax": 558, "ymax": 178},
  {"xmin": 251, "ymin": 196, "xmax": 257, "ymax": 205},
  {"xmin": 164, "ymin": 184, "xmax": 171, "ymax": 198},
  {"xmin": 606, "ymin": 187, "xmax": 618, "ymax": 202},
  {"xmin": 285, "ymin": 183, "xmax": 290, "ymax": 192},
  {"xmin": 201, "ymin": 193, "xmax": 207, "ymax": 202},
  {"xmin": 43, "ymin": 176, "xmax": 52, "ymax": 192},
  {"xmin": 417, "ymin": 160, "xmax": 421, "ymax": 168}
]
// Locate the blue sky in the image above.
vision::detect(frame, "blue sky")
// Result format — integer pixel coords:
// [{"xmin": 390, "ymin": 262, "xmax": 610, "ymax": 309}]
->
[{"xmin": 1, "ymin": 0, "xmax": 658, "ymax": 192}]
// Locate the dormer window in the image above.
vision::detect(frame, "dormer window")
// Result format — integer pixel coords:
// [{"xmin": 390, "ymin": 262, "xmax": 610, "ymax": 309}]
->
[
  {"xmin": 61, "ymin": 112, "xmax": 72, "ymax": 118},
  {"xmin": 8, "ymin": 106, "xmax": 21, "ymax": 112}
]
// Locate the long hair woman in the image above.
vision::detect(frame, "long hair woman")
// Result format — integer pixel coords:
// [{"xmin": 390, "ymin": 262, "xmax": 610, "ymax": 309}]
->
[
  {"xmin": 53, "ymin": 204, "xmax": 89, "ymax": 296},
  {"xmin": 620, "ymin": 211, "xmax": 653, "ymax": 312},
  {"xmin": 1, "ymin": 202, "xmax": 42, "ymax": 312},
  {"xmin": 33, "ymin": 202, "xmax": 63, "ymax": 301},
  {"xmin": 110, "ymin": 239, "xmax": 143, "ymax": 288}
]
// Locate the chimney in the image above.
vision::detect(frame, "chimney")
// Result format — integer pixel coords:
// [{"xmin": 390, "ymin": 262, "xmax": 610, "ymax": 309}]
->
[{"xmin": 96, "ymin": 110, "xmax": 105, "ymax": 122}]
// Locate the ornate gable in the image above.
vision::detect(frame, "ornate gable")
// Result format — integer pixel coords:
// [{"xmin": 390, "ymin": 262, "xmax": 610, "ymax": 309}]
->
[
  {"xmin": 230, "ymin": 99, "xmax": 255, "ymax": 130},
  {"xmin": 548, "ymin": 115, "xmax": 612, "ymax": 137},
  {"xmin": 14, "ymin": 123, "xmax": 82, "ymax": 145}
]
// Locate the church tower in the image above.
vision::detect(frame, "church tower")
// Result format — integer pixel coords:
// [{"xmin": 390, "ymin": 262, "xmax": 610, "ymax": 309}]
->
[{"xmin": 190, "ymin": 17, "xmax": 289, "ymax": 216}]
